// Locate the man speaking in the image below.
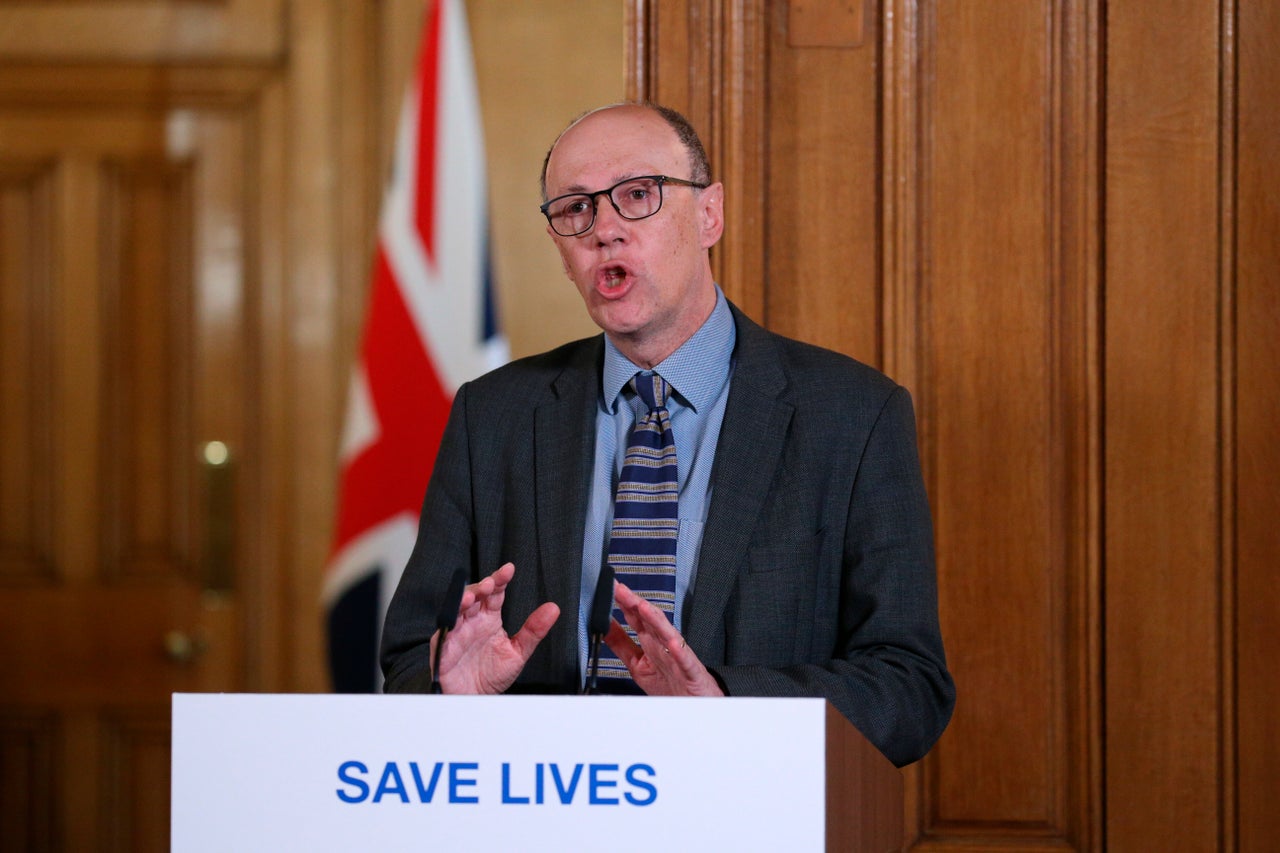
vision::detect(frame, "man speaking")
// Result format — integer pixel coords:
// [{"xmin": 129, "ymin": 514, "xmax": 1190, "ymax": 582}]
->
[{"xmin": 381, "ymin": 102, "xmax": 954, "ymax": 768}]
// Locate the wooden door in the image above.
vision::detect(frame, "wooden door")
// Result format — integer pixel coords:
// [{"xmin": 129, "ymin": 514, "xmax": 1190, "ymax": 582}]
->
[
  {"xmin": 0, "ymin": 2, "xmax": 362, "ymax": 849},
  {"xmin": 0, "ymin": 62, "xmax": 268, "ymax": 853}
]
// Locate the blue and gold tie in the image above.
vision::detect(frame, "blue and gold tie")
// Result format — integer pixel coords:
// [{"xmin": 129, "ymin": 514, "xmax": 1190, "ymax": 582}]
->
[{"xmin": 597, "ymin": 373, "xmax": 679, "ymax": 691}]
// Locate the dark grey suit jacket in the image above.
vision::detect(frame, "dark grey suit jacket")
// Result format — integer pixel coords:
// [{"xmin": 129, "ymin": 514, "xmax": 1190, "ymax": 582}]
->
[{"xmin": 382, "ymin": 304, "xmax": 955, "ymax": 766}]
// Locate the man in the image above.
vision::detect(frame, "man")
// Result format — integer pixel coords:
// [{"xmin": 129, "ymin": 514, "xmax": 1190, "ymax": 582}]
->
[{"xmin": 381, "ymin": 102, "xmax": 954, "ymax": 767}]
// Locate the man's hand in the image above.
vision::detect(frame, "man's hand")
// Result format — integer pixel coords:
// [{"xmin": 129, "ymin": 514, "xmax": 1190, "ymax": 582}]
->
[
  {"xmin": 434, "ymin": 562, "xmax": 560, "ymax": 695},
  {"xmin": 604, "ymin": 580, "xmax": 725, "ymax": 697}
]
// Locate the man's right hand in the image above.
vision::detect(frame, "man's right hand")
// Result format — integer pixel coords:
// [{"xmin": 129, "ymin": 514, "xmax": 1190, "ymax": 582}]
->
[{"xmin": 432, "ymin": 562, "xmax": 560, "ymax": 695}]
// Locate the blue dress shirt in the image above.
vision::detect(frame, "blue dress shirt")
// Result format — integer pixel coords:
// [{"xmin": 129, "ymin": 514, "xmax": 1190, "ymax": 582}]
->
[{"xmin": 576, "ymin": 288, "xmax": 737, "ymax": 677}]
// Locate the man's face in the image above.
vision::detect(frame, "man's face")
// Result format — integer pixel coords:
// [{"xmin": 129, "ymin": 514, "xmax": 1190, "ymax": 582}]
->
[{"xmin": 542, "ymin": 106, "xmax": 724, "ymax": 365}]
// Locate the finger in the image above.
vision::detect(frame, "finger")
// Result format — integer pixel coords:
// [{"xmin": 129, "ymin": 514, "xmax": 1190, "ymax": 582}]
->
[
  {"xmin": 614, "ymin": 582, "xmax": 680, "ymax": 649},
  {"xmin": 611, "ymin": 582, "xmax": 659, "ymax": 634},
  {"xmin": 605, "ymin": 619, "xmax": 642, "ymax": 668},
  {"xmin": 454, "ymin": 588, "xmax": 475, "ymax": 614},
  {"xmin": 615, "ymin": 586, "xmax": 699, "ymax": 676},
  {"xmin": 456, "ymin": 591, "xmax": 483, "ymax": 622},
  {"xmin": 664, "ymin": 635, "xmax": 703, "ymax": 679},
  {"xmin": 489, "ymin": 561, "xmax": 516, "ymax": 590},
  {"xmin": 471, "ymin": 563, "xmax": 516, "ymax": 615},
  {"xmin": 462, "ymin": 580, "xmax": 493, "ymax": 614},
  {"xmin": 612, "ymin": 579, "xmax": 641, "ymax": 610},
  {"xmin": 509, "ymin": 602, "xmax": 561, "ymax": 662}
]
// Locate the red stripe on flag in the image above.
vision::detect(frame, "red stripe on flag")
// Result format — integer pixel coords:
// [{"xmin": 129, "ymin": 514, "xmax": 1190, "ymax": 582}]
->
[
  {"xmin": 414, "ymin": 0, "xmax": 444, "ymax": 265},
  {"xmin": 326, "ymin": 0, "xmax": 501, "ymax": 691},
  {"xmin": 331, "ymin": 245, "xmax": 452, "ymax": 552}
]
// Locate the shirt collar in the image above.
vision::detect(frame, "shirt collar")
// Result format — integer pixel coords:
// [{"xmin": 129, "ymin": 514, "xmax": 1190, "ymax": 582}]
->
[{"xmin": 602, "ymin": 286, "xmax": 736, "ymax": 414}]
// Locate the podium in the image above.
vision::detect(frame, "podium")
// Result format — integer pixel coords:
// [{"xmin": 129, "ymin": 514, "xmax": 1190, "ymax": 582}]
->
[{"xmin": 171, "ymin": 693, "xmax": 902, "ymax": 851}]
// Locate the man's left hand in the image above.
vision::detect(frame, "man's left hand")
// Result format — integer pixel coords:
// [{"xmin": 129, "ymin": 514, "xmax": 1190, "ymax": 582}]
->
[{"xmin": 604, "ymin": 580, "xmax": 725, "ymax": 697}]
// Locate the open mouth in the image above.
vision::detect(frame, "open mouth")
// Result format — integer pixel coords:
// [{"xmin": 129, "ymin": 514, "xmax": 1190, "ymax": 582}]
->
[{"xmin": 598, "ymin": 264, "xmax": 629, "ymax": 291}]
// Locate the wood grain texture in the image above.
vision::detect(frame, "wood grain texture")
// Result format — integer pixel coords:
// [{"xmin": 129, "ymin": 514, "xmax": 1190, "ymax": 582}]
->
[
  {"xmin": 98, "ymin": 159, "xmax": 196, "ymax": 583},
  {"xmin": 766, "ymin": 0, "xmax": 880, "ymax": 364},
  {"xmin": 0, "ymin": 163, "xmax": 55, "ymax": 583},
  {"xmin": 1104, "ymin": 0, "xmax": 1225, "ymax": 848},
  {"xmin": 1234, "ymin": 0, "xmax": 1280, "ymax": 848},
  {"xmin": 825, "ymin": 703, "xmax": 905, "ymax": 851},
  {"xmin": 789, "ymin": 0, "xmax": 865, "ymax": 48},
  {"xmin": 922, "ymin": 0, "xmax": 1075, "ymax": 839}
]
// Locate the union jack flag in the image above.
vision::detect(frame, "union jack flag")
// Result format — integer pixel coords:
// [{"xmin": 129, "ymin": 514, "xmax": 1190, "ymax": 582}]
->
[{"xmin": 324, "ymin": 0, "xmax": 506, "ymax": 692}]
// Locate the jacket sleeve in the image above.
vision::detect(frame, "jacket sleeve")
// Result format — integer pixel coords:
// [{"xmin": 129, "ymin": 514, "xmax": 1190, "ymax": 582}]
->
[{"xmin": 380, "ymin": 383, "xmax": 477, "ymax": 693}]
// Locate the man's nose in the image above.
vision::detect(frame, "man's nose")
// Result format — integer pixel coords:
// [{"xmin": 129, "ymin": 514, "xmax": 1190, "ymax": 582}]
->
[{"xmin": 591, "ymin": 194, "xmax": 628, "ymax": 242}]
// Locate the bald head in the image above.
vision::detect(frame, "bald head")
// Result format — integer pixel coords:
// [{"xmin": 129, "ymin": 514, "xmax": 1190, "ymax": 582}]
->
[{"xmin": 539, "ymin": 102, "xmax": 711, "ymax": 201}]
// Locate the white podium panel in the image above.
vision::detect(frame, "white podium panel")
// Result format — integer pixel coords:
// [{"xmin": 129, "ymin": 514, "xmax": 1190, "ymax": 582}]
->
[{"xmin": 172, "ymin": 693, "xmax": 827, "ymax": 852}]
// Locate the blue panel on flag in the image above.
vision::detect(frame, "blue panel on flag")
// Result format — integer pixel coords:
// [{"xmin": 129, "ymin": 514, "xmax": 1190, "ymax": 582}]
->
[{"xmin": 327, "ymin": 571, "xmax": 381, "ymax": 693}]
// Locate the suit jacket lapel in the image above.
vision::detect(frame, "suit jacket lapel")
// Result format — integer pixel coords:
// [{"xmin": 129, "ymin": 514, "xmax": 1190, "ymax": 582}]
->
[
  {"xmin": 685, "ymin": 307, "xmax": 793, "ymax": 653},
  {"xmin": 534, "ymin": 337, "xmax": 602, "ymax": 676}
]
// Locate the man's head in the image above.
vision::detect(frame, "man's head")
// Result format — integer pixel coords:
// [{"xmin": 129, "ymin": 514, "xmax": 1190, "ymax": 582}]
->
[{"xmin": 540, "ymin": 102, "xmax": 724, "ymax": 369}]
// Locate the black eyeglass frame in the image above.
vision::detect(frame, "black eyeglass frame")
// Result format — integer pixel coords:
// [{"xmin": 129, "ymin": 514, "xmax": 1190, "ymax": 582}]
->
[{"xmin": 539, "ymin": 174, "xmax": 709, "ymax": 237}]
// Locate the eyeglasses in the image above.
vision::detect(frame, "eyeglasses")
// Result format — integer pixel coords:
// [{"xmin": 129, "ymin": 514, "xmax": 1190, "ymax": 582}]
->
[{"xmin": 540, "ymin": 174, "xmax": 709, "ymax": 237}]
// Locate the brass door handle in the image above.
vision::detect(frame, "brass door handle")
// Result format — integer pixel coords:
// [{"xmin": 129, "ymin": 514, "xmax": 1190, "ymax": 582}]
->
[
  {"xmin": 163, "ymin": 630, "xmax": 209, "ymax": 665},
  {"xmin": 201, "ymin": 441, "xmax": 235, "ymax": 596}
]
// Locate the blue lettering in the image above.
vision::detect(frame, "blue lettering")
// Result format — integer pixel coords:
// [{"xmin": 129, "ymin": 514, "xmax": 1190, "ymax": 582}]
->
[
  {"xmin": 449, "ymin": 762, "xmax": 479, "ymax": 804},
  {"xmin": 373, "ymin": 762, "xmax": 409, "ymax": 803},
  {"xmin": 502, "ymin": 763, "xmax": 529, "ymax": 804},
  {"xmin": 624, "ymin": 764, "xmax": 658, "ymax": 806},
  {"xmin": 589, "ymin": 763, "xmax": 620, "ymax": 805},
  {"xmin": 336, "ymin": 759, "xmax": 656, "ymax": 807},
  {"xmin": 409, "ymin": 761, "xmax": 444, "ymax": 803},
  {"xmin": 550, "ymin": 763, "xmax": 583, "ymax": 804},
  {"xmin": 336, "ymin": 761, "xmax": 369, "ymax": 803}
]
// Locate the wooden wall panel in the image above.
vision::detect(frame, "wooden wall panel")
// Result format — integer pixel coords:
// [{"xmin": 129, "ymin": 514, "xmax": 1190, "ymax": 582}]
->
[
  {"xmin": 920, "ymin": 1, "xmax": 1095, "ymax": 844},
  {"xmin": 1235, "ymin": 0, "xmax": 1280, "ymax": 848},
  {"xmin": 1104, "ymin": 0, "xmax": 1226, "ymax": 849},
  {"xmin": 0, "ymin": 162, "xmax": 55, "ymax": 582},
  {"xmin": 100, "ymin": 710, "xmax": 170, "ymax": 853},
  {"xmin": 765, "ymin": 1, "xmax": 879, "ymax": 364},
  {"xmin": 99, "ymin": 160, "xmax": 196, "ymax": 583},
  {"xmin": 628, "ymin": 0, "xmax": 718, "ymax": 136},
  {"xmin": 632, "ymin": 2, "xmax": 1104, "ymax": 846},
  {"xmin": 0, "ymin": 712, "xmax": 58, "ymax": 853}
]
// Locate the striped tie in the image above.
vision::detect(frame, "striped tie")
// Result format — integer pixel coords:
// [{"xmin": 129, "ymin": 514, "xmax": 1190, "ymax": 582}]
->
[{"xmin": 597, "ymin": 373, "xmax": 679, "ymax": 691}]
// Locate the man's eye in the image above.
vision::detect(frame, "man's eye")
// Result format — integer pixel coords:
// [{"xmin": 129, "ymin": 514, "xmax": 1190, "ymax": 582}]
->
[
  {"xmin": 626, "ymin": 187, "xmax": 651, "ymax": 201},
  {"xmin": 563, "ymin": 199, "xmax": 591, "ymax": 216}
]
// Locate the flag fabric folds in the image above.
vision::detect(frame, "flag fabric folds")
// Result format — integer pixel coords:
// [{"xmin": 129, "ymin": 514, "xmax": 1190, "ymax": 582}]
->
[{"xmin": 324, "ymin": 0, "xmax": 506, "ymax": 692}]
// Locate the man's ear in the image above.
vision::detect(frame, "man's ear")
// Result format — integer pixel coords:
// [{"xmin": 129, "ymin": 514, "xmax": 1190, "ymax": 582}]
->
[{"xmin": 698, "ymin": 181, "xmax": 726, "ymax": 249}]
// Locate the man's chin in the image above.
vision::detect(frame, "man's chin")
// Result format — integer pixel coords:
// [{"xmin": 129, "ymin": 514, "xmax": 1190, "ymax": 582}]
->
[
  {"xmin": 597, "ymin": 320, "xmax": 648, "ymax": 342},
  {"xmin": 588, "ymin": 300, "xmax": 648, "ymax": 337}
]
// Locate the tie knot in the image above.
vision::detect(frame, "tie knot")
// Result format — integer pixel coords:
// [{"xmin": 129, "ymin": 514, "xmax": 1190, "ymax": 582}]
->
[{"xmin": 630, "ymin": 373, "xmax": 670, "ymax": 412}]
